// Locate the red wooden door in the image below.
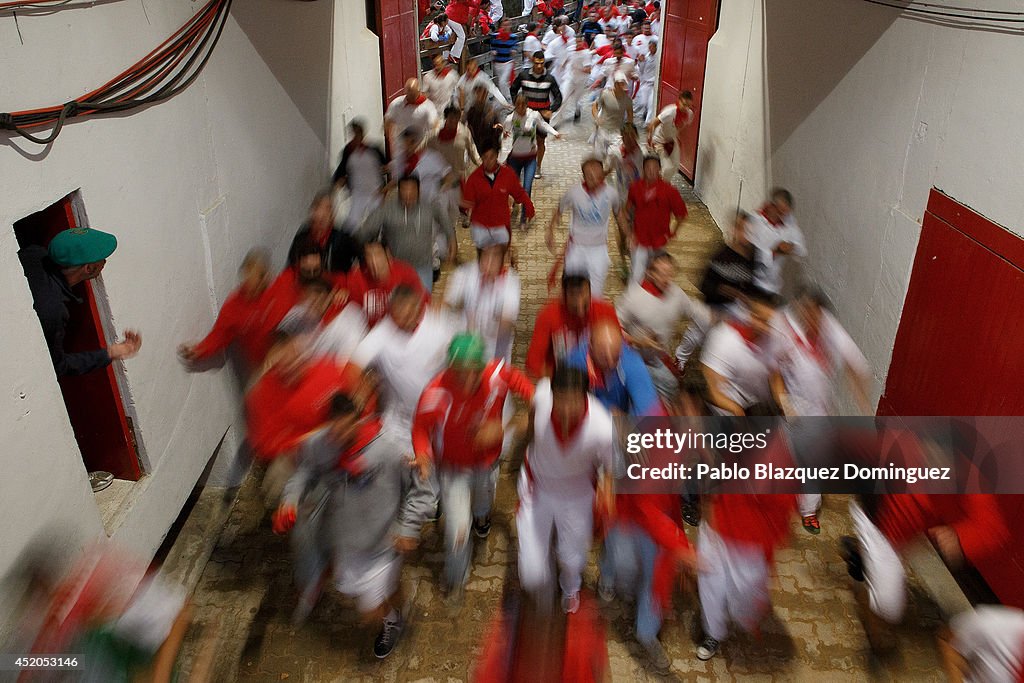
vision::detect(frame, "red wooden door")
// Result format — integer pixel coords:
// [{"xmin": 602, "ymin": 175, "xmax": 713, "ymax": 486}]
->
[
  {"xmin": 656, "ymin": 0, "xmax": 718, "ymax": 180},
  {"xmin": 378, "ymin": 0, "xmax": 421, "ymax": 105},
  {"xmin": 879, "ymin": 188, "xmax": 1024, "ymax": 607},
  {"xmin": 15, "ymin": 196, "xmax": 142, "ymax": 480}
]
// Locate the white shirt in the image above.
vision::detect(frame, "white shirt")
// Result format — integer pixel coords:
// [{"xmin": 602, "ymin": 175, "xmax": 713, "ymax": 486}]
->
[
  {"xmin": 563, "ymin": 44, "xmax": 593, "ymax": 82},
  {"xmin": 389, "ymin": 148, "xmax": 451, "ymax": 203},
  {"xmin": 428, "ymin": 123, "xmax": 480, "ymax": 177},
  {"xmin": 523, "ymin": 33, "xmax": 543, "ymax": 65},
  {"xmin": 544, "ymin": 33, "xmax": 572, "ymax": 71},
  {"xmin": 422, "ymin": 68, "xmax": 460, "ymax": 113},
  {"xmin": 458, "ymin": 70, "xmax": 509, "ymax": 107},
  {"xmin": 350, "ymin": 310, "xmax": 459, "ymax": 432},
  {"xmin": 385, "ymin": 97, "xmax": 440, "ymax": 146},
  {"xmin": 313, "ymin": 303, "xmax": 368, "ymax": 362},
  {"xmin": 526, "ymin": 379, "xmax": 615, "ymax": 498},
  {"xmin": 772, "ymin": 308, "xmax": 868, "ymax": 416},
  {"xmin": 559, "ymin": 182, "xmax": 621, "ymax": 247},
  {"xmin": 503, "ymin": 109, "xmax": 558, "ymax": 157},
  {"xmin": 652, "ymin": 104, "xmax": 693, "ymax": 145},
  {"xmin": 444, "ymin": 262, "xmax": 521, "ymax": 360},
  {"xmin": 950, "ymin": 606, "xmax": 1024, "ymax": 683},
  {"xmin": 343, "ymin": 145, "xmax": 387, "ymax": 196},
  {"xmin": 602, "ymin": 56, "xmax": 636, "ymax": 83},
  {"xmin": 747, "ymin": 212, "xmax": 807, "ymax": 294},
  {"xmin": 616, "ymin": 280, "xmax": 709, "ymax": 356},
  {"xmin": 635, "ymin": 52, "xmax": 657, "ymax": 85},
  {"xmin": 701, "ymin": 321, "xmax": 780, "ymax": 413},
  {"xmin": 593, "ymin": 33, "xmax": 612, "ymax": 50},
  {"xmin": 629, "ymin": 34, "xmax": 653, "ymax": 60}
]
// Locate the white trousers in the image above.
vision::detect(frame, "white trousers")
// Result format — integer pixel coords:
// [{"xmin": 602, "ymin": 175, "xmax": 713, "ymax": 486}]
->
[
  {"xmin": 564, "ymin": 243, "xmax": 610, "ymax": 297},
  {"xmin": 495, "ymin": 60, "xmax": 515, "ymax": 102},
  {"xmin": 450, "ymin": 21, "xmax": 467, "ymax": 60},
  {"xmin": 697, "ymin": 522, "xmax": 770, "ymax": 641},
  {"xmin": 850, "ymin": 501, "xmax": 906, "ymax": 624},
  {"xmin": 655, "ymin": 140, "xmax": 681, "ymax": 181},
  {"xmin": 516, "ymin": 474, "xmax": 593, "ymax": 597},
  {"xmin": 634, "ymin": 81, "xmax": 655, "ymax": 126},
  {"xmin": 799, "ymin": 493, "xmax": 822, "ymax": 517},
  {"xmin": 552, "ymin": 77, "xmax": 584, "ymax": 126},
  {"xmin": 630, "ymin": 244, "xmax": 655, "ymax": 283}
]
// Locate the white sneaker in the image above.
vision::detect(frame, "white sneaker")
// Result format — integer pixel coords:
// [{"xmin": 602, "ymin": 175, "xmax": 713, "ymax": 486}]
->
[{"xmin": 696, "ymin": 635, "xmax": 720, "ymax": 660}]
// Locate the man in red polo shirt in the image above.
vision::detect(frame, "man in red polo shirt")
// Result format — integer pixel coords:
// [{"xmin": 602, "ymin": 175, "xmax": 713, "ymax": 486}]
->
[
  {"xmin": 347, "ymin": 240, "xmax": 426, "ymax": 328},
  {"xmin": 462, "ymin": 145, "xmax": 535, "ymax": 249},
  {"xmin": 412, "ymin": 334, "xmax": 534, "ymax": 599},
  {"xmin": 621, "ymin": 155, "xmax": 688, "ymax": 282},
  {"xmin": 178, "ymin": 248, "xmax": 274, "ymax": 373},
  {"xmin": 525, "ymin": 273, "xmax": 619, "ymax": 379}
]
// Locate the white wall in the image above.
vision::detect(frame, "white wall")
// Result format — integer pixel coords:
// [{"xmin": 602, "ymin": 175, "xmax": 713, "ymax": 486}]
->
[
  {"xmin": 0, "ymin": 0, "xmax": 338, "ymax": 636},
  {"xmin": 329, "ymin": 0, "xmax": 386, "ymax": 164},
  {"xmin": 697, "ymin": 0, "xmax": 1024, "ymax": 402}
]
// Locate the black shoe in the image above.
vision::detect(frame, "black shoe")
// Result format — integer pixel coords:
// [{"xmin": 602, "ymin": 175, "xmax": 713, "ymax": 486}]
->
[
  {"xmin": 682, "ymin": 500, "xmax": 701, "ymax": 527},
  {"xmin": 573, "ymin": 109, "xmax": 581, "ymax": 123},
  {"xmin": 433, "ymin": 268, "xmax": 441, "ymax": 284},
  {"xmin": 373, "ymin": 614, "xmax": 404, "ymax": 659},
  {"xmin": 840, "ymin": 535, "xmax": 865, "ymax": 582},
  {"xmin": 473, "ymin": 516, "xmax": 491, "ymax": 538}
]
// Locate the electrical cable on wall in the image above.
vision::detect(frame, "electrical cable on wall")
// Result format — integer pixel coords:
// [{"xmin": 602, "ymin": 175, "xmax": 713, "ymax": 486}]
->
[{"xmin": 1, "ymin": 0, "xmax": 233, "ymax": 146}]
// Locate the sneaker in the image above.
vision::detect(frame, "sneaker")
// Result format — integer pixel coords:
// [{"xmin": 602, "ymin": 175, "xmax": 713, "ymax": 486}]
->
[
  {"xmin": 681, "ymin": 500, "xmax": 701, "ymax": 527},
  {"xmin": 597, "ymin": 577, "xmax": 615, "ymax": 603},
  {"xmin": 561, "ymin": 591, "xmax": 580, "ymax": 614},
  {"xmin": 802, "ymin": 514, "xmax": 821, "ymax": 535},
  {"xmin": 373, "ymin": 613, "xmax": 404, "ymax": 659},
  {"xmin": 696, "ymin": 635, "xmax": 720, "ymax": 661},
  {"xmin": 573, "ymin": 109, "xmax": 581, "ymax": 123},
  {"xmin": 840, "ymin": 535, "xmax": 865, "ymax": 582},
  {"xmin": 473, "ymin": 516, "xmax": 491, "ymax": 539},
  {"xmin": 534, "ymin": 169, "xmax": 543, "ymax": 179},
  {"xmin": 641, "ymin": 638, "xmax": 671, "ymax": 675}
]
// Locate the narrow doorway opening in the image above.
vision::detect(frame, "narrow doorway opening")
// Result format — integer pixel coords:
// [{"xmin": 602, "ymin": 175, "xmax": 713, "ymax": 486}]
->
[{"xmin": 14, "ymin": 192, "xmax": 143, "ymax": 482}]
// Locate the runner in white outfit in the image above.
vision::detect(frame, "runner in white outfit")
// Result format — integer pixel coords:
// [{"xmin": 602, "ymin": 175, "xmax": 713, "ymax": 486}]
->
[
  {"xmin": 517, "ymin": 368, "xmax": 615, "ymax": 613},
  {"xmin": 444, "ymin": 244, "xmax": 522, "ymax": 362},
  {"xmin": 546, "ymin": 157, "xmax": 622, "ymax": 296}
]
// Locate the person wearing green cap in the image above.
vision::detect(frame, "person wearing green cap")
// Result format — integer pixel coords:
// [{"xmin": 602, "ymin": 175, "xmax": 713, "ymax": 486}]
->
[
  {"xmin": 411, "ymin": 332, "xmax": 534, "ymax": 601},
  {"xmin": 18, "ymin": 227, "xmax": 142, "ymax": 376}
]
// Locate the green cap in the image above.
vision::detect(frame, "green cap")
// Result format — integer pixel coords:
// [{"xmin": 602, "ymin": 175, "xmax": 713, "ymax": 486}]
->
[
  {"xmin": 447, "ymin": 333, "xmax": 486, "ymax": 368},
  {"xmin": 48, "ymin": 227, "xmax": 117, "ymax": 267}
]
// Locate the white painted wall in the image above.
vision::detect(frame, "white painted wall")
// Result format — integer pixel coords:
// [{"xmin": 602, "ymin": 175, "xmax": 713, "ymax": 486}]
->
[
  {"xmin": 0, "ymin": 0, "xmax": 343, "ymax": 637},
  {"xmin": 697, "ymin": 0, "xmax": 1024, "ymax": 402}
]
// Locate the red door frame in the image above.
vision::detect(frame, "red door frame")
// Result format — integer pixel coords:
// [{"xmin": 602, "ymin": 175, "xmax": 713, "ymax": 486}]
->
[
  {"xmin": 15, "ymin": 195, "xmax": 142, "ymax": 480},
  {"xmin": 656, "ymin": 0, "xmax": 719, "ymax": 181},
  {"xmin": 879, "ymin": 188, "xmax": 1024, "ymax": 607}
]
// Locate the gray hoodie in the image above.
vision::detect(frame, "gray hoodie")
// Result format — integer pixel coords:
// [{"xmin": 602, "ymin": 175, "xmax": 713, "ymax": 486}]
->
[
  {"xmin": 282, "ymin": 425, "xmax": 438, "ymax": 563},
  {"xmin": 359, "ymin": 197, "xmax": 454, "ymax": 271}
]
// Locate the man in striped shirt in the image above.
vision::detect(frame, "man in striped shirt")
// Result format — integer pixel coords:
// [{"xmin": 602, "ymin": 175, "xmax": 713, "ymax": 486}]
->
[
  {"xmin": 488, "ymin": 18, "xmax": 520, "ymax": 102},
  {"xmin": 510, "ymin": 50, "xmax": 562, "ymax": 179}
]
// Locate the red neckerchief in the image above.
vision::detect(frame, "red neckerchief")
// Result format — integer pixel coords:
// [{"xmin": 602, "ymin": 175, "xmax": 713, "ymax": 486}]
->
[
  {"xmin": 497, "ymin": 29, "xmax": 511, "ymax": 40},
  {"xmin": 403, "ymin": 151, "xmax": 422, "ymax": 176},
  {"xmin": 674, "ymin": 106, "xmax": 689, "ymax": 128},
  {"xmin": 759, "ymin": 204, "xmax": 783, "ymax": 227},
  {"xmin": 337, "ymin": 416, "xmax": 383, "ymax": 476},
  {"xmin": 562, "ymin": 33, "xmax": 569, "ymax": 43},
  {"xmin": 438, "ymin": 126, "xmax": 458, "ymax": 142},
  {"xmin": 786, "ymin": 313, "xmax": 828, "ymax": 368},
  {"xmin": 641, "ymin": 279, "xmax": 664, "ymax": 297},
  {"xmin": 409, "ymin": 94, "xmax": 428, "ymax": 106},
  {"xmin": 728, "ymin": 319, "xmax": 761, "ymax": 351},
  {"xmin": 551, "ymin": 400, "xmax": 588, "ymax": 446},
  {"xmin": 436, "ymin": 67, "xmax": 452, "ymax": 78}
]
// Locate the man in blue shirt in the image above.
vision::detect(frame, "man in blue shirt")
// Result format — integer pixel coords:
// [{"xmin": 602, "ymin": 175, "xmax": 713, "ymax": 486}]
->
[{"xmin": 565, "ymin": 317, "xmax": 662, "ymax": 417}]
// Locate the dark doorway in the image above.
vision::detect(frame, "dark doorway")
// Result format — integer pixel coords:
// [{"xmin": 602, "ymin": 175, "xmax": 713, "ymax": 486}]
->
[{"xmin": 14, "ymin": 193, "xmax": 143, "ymax": 481}]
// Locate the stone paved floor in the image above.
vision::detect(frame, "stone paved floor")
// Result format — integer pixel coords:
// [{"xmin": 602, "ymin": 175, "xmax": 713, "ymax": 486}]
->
[{"xmin": 176, "ymin": 116, "xmax": 947, "ymax": 682}]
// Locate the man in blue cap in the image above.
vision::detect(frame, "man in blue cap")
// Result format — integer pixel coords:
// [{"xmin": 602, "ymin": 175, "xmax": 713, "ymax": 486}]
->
[{"xmin": 18, "ymin": 227, "xmax": 142, "ymax": 376}]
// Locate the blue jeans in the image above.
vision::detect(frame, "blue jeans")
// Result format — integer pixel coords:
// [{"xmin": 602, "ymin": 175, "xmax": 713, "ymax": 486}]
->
[
  {"xmin": 600, "ymin": 524, "xmax": 662, "ymax": 644},
  {"xmin": 506, "ymin": 155, "xmax": 537, "ymax": 201}
]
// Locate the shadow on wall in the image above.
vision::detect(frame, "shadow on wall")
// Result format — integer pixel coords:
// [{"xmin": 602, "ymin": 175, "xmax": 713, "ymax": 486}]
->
[
  {"xmin": 763, "ymin": 0, "xmax": 905, "ymax": 154},
  {"xmin": 230, "ymin": 0, "xmax": 333, "ymax": 144}
]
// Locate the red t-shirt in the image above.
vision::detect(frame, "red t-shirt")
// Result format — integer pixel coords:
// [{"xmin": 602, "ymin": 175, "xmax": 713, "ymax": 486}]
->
[
  {"xmin": 627, "ymin": 179, "xmax": 688, "ymax": 248},
  {"xmin": 412, "ymin": 360, "xmax": 535, "ymax": 468},
  {"xmin": 525, "ymin": 298, "xmax": 619, "ymax": 379},
  {"xmin": 192, "ymin": 288, "xmax": 274, "ymax": 369},
  {"xmin": 346, "ymin": 259, "xmax": 426, "ymax": 328},
  {"xmin": 245, "ymin": 358, "xmax": 350, "ymax": 460}
]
